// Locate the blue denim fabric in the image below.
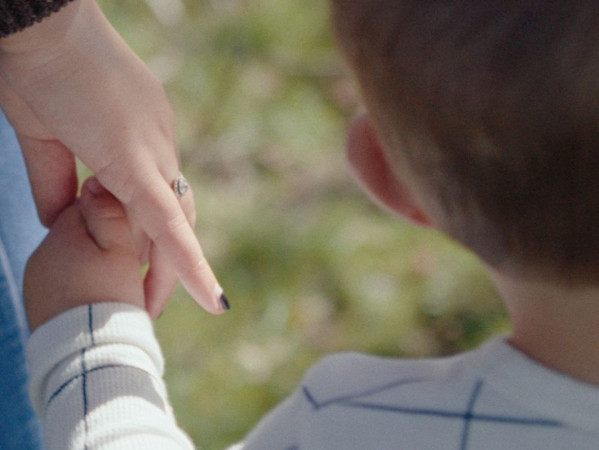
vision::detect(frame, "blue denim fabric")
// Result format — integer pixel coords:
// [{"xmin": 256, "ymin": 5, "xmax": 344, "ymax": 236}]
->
[{"xmin": 0, "ymin": 109, "xmax": 47, "ymax": 449}]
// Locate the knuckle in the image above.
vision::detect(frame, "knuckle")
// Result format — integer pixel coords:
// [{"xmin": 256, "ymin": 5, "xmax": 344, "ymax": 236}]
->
[
  {"xmin": 150, "ymin": 211, "xmax": 188, "ymax": 243},
  {"xmin": 179, "ymin": 255, "xmax": 209, "ymax": 280},
  {"xmin": 166, "ymin": 212, "xmax": 189, "ymax": 235}
]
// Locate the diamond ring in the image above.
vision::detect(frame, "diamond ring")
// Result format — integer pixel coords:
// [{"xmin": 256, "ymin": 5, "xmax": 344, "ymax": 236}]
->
[{"xmin": 173, "ymin": 173, "xmax": 189, "ymax": 198}]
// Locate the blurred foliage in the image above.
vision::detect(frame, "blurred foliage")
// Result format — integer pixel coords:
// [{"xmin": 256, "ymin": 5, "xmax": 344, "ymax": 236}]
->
[{"xmin": 98, "ymin": 0, "xmax": 509, "ymax": 448}]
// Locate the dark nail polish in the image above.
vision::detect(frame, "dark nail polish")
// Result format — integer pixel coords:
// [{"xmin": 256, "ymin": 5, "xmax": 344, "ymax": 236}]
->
[{"xmin": 219, "ymin": 293, "xmax": 231, "ymax": 311}]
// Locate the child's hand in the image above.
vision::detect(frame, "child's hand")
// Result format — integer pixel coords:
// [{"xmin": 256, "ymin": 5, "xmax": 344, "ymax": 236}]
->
[{"xmin": 24, "ymin": 177, "xmax": 145, "ymax": 332}]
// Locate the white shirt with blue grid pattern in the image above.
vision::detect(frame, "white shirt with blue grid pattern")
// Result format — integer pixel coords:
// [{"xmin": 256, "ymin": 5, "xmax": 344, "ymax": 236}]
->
[{"xmin": 27, "ymin": 302, "xmax": 599, "ymax": 449}]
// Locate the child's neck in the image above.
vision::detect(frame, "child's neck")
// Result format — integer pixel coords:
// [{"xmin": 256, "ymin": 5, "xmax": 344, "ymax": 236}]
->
[{"xmin": 492, "ymin": 270, "xmax": 599, "ymax": 386}]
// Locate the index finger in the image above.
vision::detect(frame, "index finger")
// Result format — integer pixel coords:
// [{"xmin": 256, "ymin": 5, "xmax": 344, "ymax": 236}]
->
[{"xmin": 102, "ymin": 168, "xmax": 229, "ymax": 315}]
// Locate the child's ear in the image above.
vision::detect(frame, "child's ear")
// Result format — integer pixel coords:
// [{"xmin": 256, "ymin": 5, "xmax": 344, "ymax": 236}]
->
[{"xmin": 347, "ymin": 113, "xmax": 432, "ymax": 227}]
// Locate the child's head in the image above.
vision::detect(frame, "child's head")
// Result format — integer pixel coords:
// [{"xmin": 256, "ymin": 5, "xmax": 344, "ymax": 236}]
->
[{"xmin": 332, "ymin": 0, "xmax": 599, "ymax": 283}]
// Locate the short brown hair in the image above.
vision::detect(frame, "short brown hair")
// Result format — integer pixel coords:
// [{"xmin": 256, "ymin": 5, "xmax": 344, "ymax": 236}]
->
[{"xmin": 332, "ymin": 0, "xmax": 599, "ymax": 281}]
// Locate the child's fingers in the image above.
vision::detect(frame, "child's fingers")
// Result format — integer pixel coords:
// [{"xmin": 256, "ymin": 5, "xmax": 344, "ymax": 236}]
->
[
  {"xmin": 80, "ymin": 177, "xmax": 135, "ymax": 251},
  {"xmin": 143, "ymin": 189, "xmax": 196, "ymax": 318}
]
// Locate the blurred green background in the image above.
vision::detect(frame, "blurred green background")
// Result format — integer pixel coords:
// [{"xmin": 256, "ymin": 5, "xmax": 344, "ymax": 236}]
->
[{"xmin": 98, "ymin": 1, "xmax": 509, "ymax": 448}]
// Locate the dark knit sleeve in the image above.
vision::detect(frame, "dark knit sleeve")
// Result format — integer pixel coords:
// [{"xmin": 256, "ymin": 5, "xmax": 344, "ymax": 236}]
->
[{"xmin": 0, "ymin": 0, "xmax": 75, "ymax": 38}]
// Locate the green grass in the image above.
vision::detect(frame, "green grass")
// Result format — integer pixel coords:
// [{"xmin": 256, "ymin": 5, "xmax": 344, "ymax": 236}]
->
[{"xmin": 98, "ymin": 1, "xmax": 509, "ymax": 448}]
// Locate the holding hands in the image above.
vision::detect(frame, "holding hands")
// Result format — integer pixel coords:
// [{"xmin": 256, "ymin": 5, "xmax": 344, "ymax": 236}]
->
[
  {"xmin": 0, "ymin": 0, "xmax": 227, "ymax": 317},
  {"xmin": 24, "ymin": 177, "xmax": 145, "ymax": 331}
]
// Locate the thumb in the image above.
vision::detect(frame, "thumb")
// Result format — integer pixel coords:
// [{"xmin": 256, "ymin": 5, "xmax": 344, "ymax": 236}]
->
[
  {"xmin": 19, "ymin": 135, "xmax": 78, "ymax": 227},
  {"xmin": 79, "ymin": 177, "xmax": 136, "ymax": 252}
]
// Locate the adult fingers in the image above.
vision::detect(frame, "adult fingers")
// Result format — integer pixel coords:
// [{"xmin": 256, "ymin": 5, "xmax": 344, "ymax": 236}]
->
[
  {"xmin": 144, "ymin": 186, "xmax": 197, "ymax": 319},
  {"xmin": 19, "ymin": 136, "xmax": 78, "ymax": 227},
  {"xmin": 143, "ymin": 245, "xmax": 177, "ymax": 319},
  {"xmin": 100, "ymin": 168, "xmax": 228, "ymax": 315}
]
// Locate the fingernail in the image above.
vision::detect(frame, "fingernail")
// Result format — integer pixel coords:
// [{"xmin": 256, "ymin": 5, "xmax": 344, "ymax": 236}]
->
[
  {"xmin": 219, "ymin": 293, "xmax": 231, "ymax": 311},
  {"xmin": 86, "ymin": 177, "xmax": 104, "ymax": 195}
]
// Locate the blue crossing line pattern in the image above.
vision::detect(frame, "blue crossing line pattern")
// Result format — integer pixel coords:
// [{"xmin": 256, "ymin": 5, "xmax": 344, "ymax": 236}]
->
[{"xmin": 301, "ymin": 376, "xmax": 562, "ymax": 450}]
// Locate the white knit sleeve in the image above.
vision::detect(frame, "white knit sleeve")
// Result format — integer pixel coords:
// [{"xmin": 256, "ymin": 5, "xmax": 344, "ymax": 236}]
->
[{"xmin": 26, "ymin": 302, "xmax": 196, "ymax": 450}]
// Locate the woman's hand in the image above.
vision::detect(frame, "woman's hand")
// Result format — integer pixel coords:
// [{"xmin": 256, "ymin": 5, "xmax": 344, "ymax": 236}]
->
[{"xmin": 0, "ymin": 0, "xmax": 227, "ymax": 317}]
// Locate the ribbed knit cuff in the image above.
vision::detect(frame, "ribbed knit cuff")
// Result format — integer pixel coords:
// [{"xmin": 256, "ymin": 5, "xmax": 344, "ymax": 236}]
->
[
  {"xmin": 0, "ymin": 0, "xmax": 75, "ymax": 38},
  {"xmin": 26, "ymin": 302, "xmax": 162, "ymax": 416}
]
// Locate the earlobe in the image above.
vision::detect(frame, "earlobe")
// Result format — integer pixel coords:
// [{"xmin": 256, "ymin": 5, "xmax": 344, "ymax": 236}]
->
[{"xmin": 347, "ymin": 113, "xmax": 432, "ymax": 228}]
